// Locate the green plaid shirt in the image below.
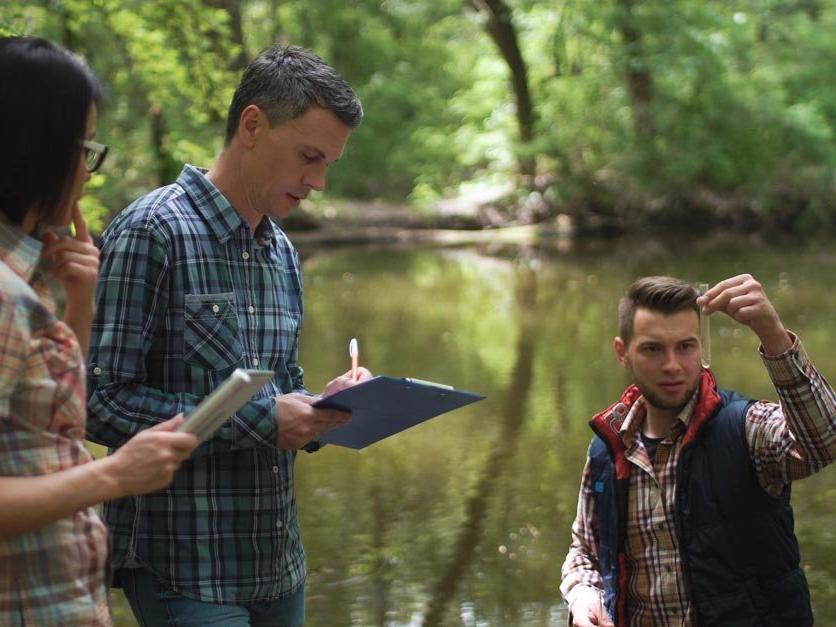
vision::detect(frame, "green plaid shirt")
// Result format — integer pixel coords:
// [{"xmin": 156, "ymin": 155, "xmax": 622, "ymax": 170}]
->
[{"xmin": 87, "ymin": 165, "xmax": 307, "ymax": 603}]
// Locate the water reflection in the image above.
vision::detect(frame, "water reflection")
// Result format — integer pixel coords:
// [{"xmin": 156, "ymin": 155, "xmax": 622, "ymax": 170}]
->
[
  {"xmin": 105, "ymin": 235, "xmax": 835, "ymax": 626},
  {"xmin": 295, "ymin": 236, "xmax": 836, "ymax": 626},
  {"xmin": 422, "ymin": 266, "xmax": 538, "ymax": 626}
]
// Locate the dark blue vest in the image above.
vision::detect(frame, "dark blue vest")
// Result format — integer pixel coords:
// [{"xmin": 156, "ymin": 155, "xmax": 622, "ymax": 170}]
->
[{"xmin": 588, "ymin": 379, "xmax": 812, "ymax": 626}]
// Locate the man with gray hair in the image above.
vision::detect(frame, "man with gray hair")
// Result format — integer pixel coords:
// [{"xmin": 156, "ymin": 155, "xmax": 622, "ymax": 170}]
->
[{"xmin": 87, "ymin": 46, "xmax": 370, "ymax": 625}]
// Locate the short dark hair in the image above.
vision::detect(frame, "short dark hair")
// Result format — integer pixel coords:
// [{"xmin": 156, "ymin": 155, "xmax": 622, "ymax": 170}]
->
[
  {"xmin": 224, "ymin": 45, "xmax": 363, "ymax": 144},
  {"xmin": 0, "ymin": 36, "xmax": 102, "ymax": 226},
  {"xmin": 618, "ymin": 276, "xmax": 699, "ymax": 345}
]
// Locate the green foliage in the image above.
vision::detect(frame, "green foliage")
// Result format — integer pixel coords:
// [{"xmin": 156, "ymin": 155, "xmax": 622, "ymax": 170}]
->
[{"xmin": 2, "ymin": 0, "xmax": 836, "ymax": 234}]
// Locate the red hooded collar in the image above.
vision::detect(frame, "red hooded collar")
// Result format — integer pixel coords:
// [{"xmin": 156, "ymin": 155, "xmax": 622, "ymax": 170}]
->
[{"xmin": 589, "ymin": 369, "xmax": 723, "ymax": 479}]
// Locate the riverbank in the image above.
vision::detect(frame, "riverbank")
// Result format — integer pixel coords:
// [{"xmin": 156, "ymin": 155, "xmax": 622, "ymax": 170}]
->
[{"xmin": 283, "ymin": 191, "xmax": 575, "ymax": 248}]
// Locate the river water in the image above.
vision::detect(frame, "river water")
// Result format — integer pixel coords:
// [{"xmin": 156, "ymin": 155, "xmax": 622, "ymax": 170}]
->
[{"xmin": 112, "ymin": 233, "xmax": 836, "ymax": 626}]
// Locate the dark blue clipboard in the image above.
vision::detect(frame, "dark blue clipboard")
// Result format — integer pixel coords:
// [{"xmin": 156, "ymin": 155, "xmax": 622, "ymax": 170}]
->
[{"xmin": 312, "ymin": 376, "xmax": 485, "ymax": 449}]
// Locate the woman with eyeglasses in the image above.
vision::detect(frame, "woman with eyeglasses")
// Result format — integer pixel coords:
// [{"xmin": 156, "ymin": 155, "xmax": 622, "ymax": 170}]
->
[{"xmin": 0, "ymin": 36, "xmax": 198, "ymax": 625}]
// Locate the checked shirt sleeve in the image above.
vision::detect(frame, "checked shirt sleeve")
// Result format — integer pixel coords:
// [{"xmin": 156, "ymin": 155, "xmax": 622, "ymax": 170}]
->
[
  {"xmin": 560, "ymin": 455, "xmax": 606, "ymax": 614},
  {"xmin": 86, "ymin": 220, "xmax": 278, "ymax": 454},
  {"xmin": 746, "ymin": 335, "xmax": 836, "ymax": 495}
]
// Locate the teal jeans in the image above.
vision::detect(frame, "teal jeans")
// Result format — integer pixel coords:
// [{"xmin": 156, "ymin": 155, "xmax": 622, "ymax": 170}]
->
[{"xmin": 120, "ymin": 567, "xmax": 305, "ymax": 626}]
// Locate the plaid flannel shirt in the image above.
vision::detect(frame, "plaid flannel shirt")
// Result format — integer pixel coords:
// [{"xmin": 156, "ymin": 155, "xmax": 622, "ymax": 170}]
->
[
  {"xmin": 87, "ymin": 165, "xmax": 307, "ymax": 604},
  {"xmin": 561, "ymin": 337, "xmax": 836, "ymax": 625},
  {"xmin": 0, "ymin": 221, "xmax": 110, "ymax": 626}
]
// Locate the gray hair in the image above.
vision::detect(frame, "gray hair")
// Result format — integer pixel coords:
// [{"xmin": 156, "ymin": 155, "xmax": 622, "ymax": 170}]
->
[{"xmin": 224, "ymin": 45, "xmax": 363, "ymax": 144}]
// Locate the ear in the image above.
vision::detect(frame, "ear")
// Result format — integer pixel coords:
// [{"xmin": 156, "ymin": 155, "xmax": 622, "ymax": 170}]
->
[
  {"xmin": 237, "ymin": 104, "xmax": 265, "ymax": 149},
  {"xmin": 613, "ymin": 336, "xmax": 628, "ymax": 367}
]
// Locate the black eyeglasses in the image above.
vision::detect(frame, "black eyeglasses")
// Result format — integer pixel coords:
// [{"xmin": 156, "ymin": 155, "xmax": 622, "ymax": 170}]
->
[{"xmin": 80, "ymin": 139, "xmax": 108, "ymax": 173}]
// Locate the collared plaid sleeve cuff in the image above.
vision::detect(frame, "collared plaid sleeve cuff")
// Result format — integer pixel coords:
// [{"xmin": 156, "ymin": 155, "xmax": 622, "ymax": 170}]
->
[
  {"xmin": 232, "ymin": 396, "xmax": 279, "ymax": 449},
  {"xmin": 759, "ymin": 331, "xmax": 811, "ymax": 387}
]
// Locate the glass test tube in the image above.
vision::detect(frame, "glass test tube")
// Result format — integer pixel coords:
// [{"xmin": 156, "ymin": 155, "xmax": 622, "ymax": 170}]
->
[{"xmin": 698, "ymin": 283, "xmax": 711, "ymax": 368}]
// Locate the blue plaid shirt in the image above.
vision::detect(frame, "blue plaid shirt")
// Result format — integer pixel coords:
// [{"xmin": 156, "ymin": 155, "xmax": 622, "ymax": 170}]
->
[{"xmin": 87, "ymin": 165, "xmax": 307, "ymax": 603}]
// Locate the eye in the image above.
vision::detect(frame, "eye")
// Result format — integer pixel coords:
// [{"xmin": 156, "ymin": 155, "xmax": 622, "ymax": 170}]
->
[
  {"xmin": 301, "ymin": 152, "xmax": 318, "ymax": 164},
  {"xmin": 640, "ymin": 345, "xmax": 660, "ymax": 355}
]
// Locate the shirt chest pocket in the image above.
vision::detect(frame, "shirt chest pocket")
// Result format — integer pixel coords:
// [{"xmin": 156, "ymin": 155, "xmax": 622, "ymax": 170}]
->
[{"xmin": 183, "ymin": 292, "xmax": 243, "ymax": 370}]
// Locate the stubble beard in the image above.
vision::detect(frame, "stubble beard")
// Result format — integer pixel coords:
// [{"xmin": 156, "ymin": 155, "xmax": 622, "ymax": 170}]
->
[{"xmin": 638, "ymin": 382, "xmax": 699, "ymax": 416}]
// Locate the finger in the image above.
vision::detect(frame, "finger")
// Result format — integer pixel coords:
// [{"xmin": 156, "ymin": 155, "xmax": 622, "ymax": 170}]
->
[
  {"xmin": 43, "ymin": 236, "xmax": 99, "ymax": 254},
  {"xmin": 142, "ymin": 432, "xmax": 198, "ymax": 456},
  {"xmin": 700, "ymin": 274, "xmax": 748, "ymax": 307},
  {"xmin": 283, "ymin": 392, "xmax": 315, "ymax": 405},
  {"xmin": 354, "ymin": 366, "xmax": 373, "ymax": 381},
  {"xmin": 713, "ymin": 281, "xmax": 763, "ymax": 317},
  {"xmin": 725, "ymin": 292, "xmax": 761, "ymax": 316},
  {"xmin": 169, "ymin": 436, "xmax": 198, "ymax": 455},
  {"xmin": 41, "ymin": 230, "xmax": 59, "ymax": 246},
  {"xmin": 42, "ymin": 239, "xmax": 99, "ymax": 263},
  {"xmin": 313, "ymin": 408, "xmax": 351, "ymax": 430},
  {"xmin": 72, "ymin": 204, "xmax": 90, "ymax": 242},
  {"xmin": 49, "ymin": 251, "xmax": 99, "ymax": 271},
  {"xmin": 702, "ymin": 281, "xmax": 747, "ymax": 314},
  {"xmin": 50, "ymin": 264, "xmax": 98, "ymax": 285},
  {"xmin": 148, "ymin": 416, "xmax": 184, "ymax": 432},
  {"xmin": 727, "ymin": 303, "xmax": 766, "ymax": 325},
  {"xmin": 40, "ymin": 234, "xmax": 70, "ymax": 258},
  {"xmin": 326, "ymin": 408, "xmax": 352, "ymax": 426},
  {"xmin": 50, "ymin": 262, "xmax": 95, "ymax": 281}
]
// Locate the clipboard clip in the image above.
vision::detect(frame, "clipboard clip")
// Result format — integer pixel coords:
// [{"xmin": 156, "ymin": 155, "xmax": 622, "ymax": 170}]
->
[{"xmin": 404, "ymin": 377, "xmax": 454, "ymax": 390}]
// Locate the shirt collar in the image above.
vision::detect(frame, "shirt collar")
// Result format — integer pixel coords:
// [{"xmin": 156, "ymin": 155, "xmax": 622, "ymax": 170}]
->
[
  {"xmin": 0, "ymin": 218, "xmax": 43, "ymax": 284},
  {"xmin": 619, "ymin": 388, "xmax": 698, "ymax": 444},
  {"xmin": 178, "ymin": 165, "xmax": 276, "ymax": 246}
]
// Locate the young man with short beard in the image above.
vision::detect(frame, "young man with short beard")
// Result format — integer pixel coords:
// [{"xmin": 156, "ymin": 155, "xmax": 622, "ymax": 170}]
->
[{"xmin": 561, "ymin": 274, "xmax": 836, "ymax": 626}]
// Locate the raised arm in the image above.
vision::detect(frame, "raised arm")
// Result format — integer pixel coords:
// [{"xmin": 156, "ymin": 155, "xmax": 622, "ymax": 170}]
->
[{"xmin": 698, "ymin": 274, "xmax": 836, "ymax": 490}]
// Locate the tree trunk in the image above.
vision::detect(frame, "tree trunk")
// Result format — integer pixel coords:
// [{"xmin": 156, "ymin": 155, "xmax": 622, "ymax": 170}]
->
[
  {"xmin": 615, "ymin": 0, "xmax": 655, "ymax": 139},
  {"xmin": 149, "ymin": 104, "xmax": 181, "ymax": 186},
  {"xmin": 204, "ymin": 0, "xmax": 249, "ymax": 71},
  {"xmin": 468, "ymin": 0, "xmax": 537, "ymax": 179}
]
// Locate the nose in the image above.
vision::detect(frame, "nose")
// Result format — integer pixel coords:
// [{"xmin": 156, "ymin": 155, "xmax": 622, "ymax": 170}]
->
[
  {"xmin": 661, "ymin": 348, "xmax": 681, "ymax": 372},
  {"xmin": 303, "ymin": 165, "xmax": 326, "ymax": 192}
]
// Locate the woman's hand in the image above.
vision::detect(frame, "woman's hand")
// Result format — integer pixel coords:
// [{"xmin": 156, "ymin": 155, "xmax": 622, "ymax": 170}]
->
[
  {"xmin": 105, "ymin": 416, "xmax": 199, "ymax": 498},
  {"xmin": 41, "ymin": 206, "xmax": 100, "ymax": 354}
]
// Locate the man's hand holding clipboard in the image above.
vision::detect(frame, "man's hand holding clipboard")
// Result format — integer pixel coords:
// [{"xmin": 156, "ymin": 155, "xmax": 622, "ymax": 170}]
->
[{"xmin": 280, "ymin": 338, "xmax": 372, "ymax": 450}]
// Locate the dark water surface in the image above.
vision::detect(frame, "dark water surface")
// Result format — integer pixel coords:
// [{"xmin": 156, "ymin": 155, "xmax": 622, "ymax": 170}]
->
[{"xmin": 112, "ymin": 234, "xmax": 836, "ymax": 626}]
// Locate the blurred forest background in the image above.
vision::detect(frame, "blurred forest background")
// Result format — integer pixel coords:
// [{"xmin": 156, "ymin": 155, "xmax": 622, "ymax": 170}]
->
[{"xmin": 2, "ymin": 0, "xmax": 836, "ymax": 236}]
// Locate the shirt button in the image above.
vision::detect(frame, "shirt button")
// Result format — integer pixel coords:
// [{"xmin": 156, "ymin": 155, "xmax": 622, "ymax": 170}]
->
[
  {"xmin": 242, "ymin": 251, "xmax": 250, "ymax": 260},
  {"xmin": 253, "ymin": 357, "xmax": 260, "ymax": 366},
  {"xmin": 272, "ymin": 466, "xmax": 279, "ymax": 474},
  {"xmin": 92, "ymin": 366, "xmax": 102, "ymax": 376},
  {"xmin": 212, "ymin": 304, "xmax": 220, "ymax": 313},
  {"xmin": 276, "ymin": 520, "xmax": 283, "ymax": 529},
  {"xmin": 248, "ymin": 305, "xmax": 255, "ymax": 314}
]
